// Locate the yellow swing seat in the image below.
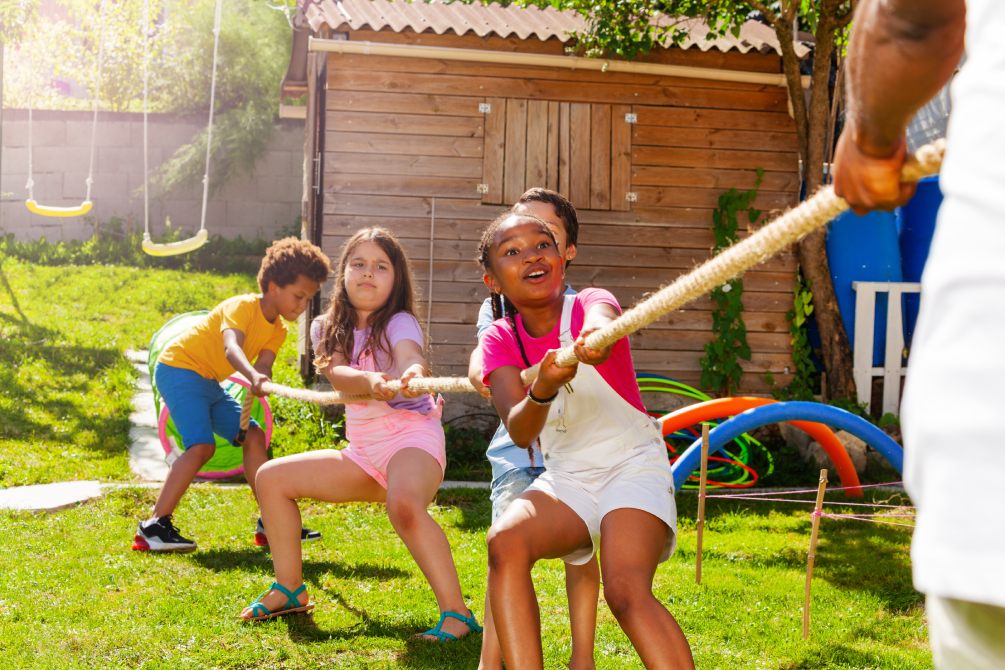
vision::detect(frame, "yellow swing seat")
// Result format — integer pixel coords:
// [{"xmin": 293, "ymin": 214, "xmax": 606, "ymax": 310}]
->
[
  {"xmin": 142, "ymin": 229, "xmax": 209, "ymax": 257},
  {"xmin": 25, "ymin": 199, "xmax": 93, "ymax": 218}
]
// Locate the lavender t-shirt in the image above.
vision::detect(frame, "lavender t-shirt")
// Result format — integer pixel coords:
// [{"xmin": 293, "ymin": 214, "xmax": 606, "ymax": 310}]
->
[{"xmin": 311, "ymin": 312, "xmax": 433, "ymax": 415}]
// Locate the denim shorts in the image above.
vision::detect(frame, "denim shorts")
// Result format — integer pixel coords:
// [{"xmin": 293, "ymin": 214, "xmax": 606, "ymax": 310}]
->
[
  {"xmin": 489, "ymin": 466, "xmax": 546, "ymax": 522},
  {"xmin": 154, "ymin": 363, "xmax": 258, "ymax": 449}
]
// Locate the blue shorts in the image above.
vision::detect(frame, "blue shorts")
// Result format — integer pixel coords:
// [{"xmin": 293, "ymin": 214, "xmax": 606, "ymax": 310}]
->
[
  {"xmin": 489, "ymin": 466, "xmax": 546, "ymax": 522},
  {"xmin": 154, "ymin": 363, "xmax": 259, "ymax": 449}
]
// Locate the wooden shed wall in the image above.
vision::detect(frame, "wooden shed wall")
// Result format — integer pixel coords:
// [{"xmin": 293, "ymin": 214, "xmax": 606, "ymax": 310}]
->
[{"xmin": 318, "ymin": 31, "xmax": 800, "ymax": 398}]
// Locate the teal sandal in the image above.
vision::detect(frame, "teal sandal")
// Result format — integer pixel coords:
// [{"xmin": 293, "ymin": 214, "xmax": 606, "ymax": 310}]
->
[
  {"xmin": 418, "ymin": 609, "xmax": 483, "ymax": 641},
  {"xmin": 240, "ymin": 582, "xmax": 313, "ymax": 622}
]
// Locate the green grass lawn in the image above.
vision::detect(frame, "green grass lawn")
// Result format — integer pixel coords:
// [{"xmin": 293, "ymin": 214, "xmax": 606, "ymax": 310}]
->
[{"xmin": 0, "ymin": 256, "xmax": 931, "ymax": 668}]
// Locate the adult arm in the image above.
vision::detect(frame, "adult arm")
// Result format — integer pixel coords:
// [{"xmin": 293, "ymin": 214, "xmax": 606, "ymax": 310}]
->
[{"xmin": 833, "ymin": 0, "xmax": 966, "ymax": 212}]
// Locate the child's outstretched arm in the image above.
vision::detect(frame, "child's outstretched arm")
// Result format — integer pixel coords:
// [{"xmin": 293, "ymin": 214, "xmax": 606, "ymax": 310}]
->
[
  {"xmin": 467, "ymin": 345, "xmax": 492, "ymax": 400},
  {"xmin": 489, "ymin": 349, "xmax": 577, "ymax": 448},
  {"xmin": 573, "ymin": 302, "xmax": 618, "ymax": 366},
  {"xmin": 322, "ymin": 349, "xmax": 396, "ymax": 401},
  {"xmin": 223, "ymin": 328, "xmax": 271, "ymax": 396},
  {"xmin": 397, "ymin": 339, "xmax": 431, "ymax": 399}
]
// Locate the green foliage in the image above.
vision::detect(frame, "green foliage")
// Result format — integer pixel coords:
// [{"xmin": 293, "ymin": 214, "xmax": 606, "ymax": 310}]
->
[
  {"xmin": 776, "ymin": 271, "xmax": 820, "ymax": 400},
  {"xmin": 0, "ymin": 218, "xmax": 282, "ymax": 274},
  {"xmin": 5, "ymin": 0, "xmax": 291, "ymax": 195},
  {"xmin": 528, "ymin": 0, "xmax": 758, "ymax": 58},
  {"xmin": 443, "ymin": 424, "xmax": 492, "ymax": 481},
  {"xmin": 699, "ymin": 170, "xmax": 761, "ymax": 396},
  {"xmin": 0, "ymin": 0, "xmax": 39, "ymax": 45},
  {"xmin": 151, "ymin": 0, "xmax": 292, "ymax": 195}
]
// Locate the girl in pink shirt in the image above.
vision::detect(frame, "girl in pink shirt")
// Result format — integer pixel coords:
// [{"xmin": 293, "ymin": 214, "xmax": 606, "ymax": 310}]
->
[
  {"xmin": 477, "ymin": 212, "xmax": 694, "ymax": 668},
  {"xmin": 239, "ymin": 227, "xmax": 480, "ymax": 643}
]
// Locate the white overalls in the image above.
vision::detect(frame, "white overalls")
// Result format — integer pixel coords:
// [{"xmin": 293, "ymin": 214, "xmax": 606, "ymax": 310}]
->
[{"xmin": 525, "ymin": 295, "xmax": 677, "ymax": 565}]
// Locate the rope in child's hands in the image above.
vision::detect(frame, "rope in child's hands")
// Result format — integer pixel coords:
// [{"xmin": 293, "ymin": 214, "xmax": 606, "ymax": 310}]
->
[
  {"xmin": 518, "ymin": 139, "xmax": 944, "ymax": 386},
  {"xmin": 251, "ymin": 140, "xmax": 945, "ymax": 407},
  {"xmin": 258, "ymin": 377, "xmax": 477, "ymax": 406}
]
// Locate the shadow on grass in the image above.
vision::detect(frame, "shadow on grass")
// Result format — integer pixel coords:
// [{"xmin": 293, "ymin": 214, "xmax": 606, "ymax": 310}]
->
[
  {"xmin": 0, "ymin": 335, "xmax": 130, "ymax": 456},
  {"xmin": 191, "ymin": 548, "xmax": 410, "ymax": 583},
  {"xmin": 780, "ymin": 626, "xmax": 929, "ymax": 670},
  {"xmin": 435, "ymin": 488, "xmax": 491, "ymax": 533},
  {"xmin": 676, "ymin": 491, "xmax": 918, "ymax": 612},
  {"xmin": 248, "ymin": 589, "xmax": 481, "ymax": 667}
]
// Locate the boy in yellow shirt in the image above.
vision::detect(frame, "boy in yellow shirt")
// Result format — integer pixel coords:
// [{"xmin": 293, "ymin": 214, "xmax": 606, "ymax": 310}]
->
[{"xmin": 133, "ymin": 237, "xmax": 331, "ymax": 553}]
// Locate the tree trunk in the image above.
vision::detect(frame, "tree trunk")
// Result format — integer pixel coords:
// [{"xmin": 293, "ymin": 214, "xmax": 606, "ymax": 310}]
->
[{"xmin": 777, "ymin": 10, "xmax": 858, "ymax": 401}]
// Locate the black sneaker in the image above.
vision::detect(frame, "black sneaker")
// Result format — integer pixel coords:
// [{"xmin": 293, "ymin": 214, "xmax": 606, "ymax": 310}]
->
[
  {"xmin": 255, "ymin": 518, "xmax": 322, "ymax": 547},
  {"xmin": 132, "ymin": 515, "xmax": 197, "ymax": 553}
]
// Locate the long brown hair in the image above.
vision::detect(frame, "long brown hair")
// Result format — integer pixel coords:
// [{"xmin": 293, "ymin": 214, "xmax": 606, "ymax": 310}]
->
[{"xmin": 314, "ymin": 227, "xmax": 418, "ymax": 370}]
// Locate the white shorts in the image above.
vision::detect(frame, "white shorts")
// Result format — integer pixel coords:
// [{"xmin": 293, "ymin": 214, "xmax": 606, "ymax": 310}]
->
[
  {"xmin": 527, "ymin": 441, "xmax": 676, "ymax": 565},
  {"xmin": 928, "ymin": 596, "xmax": 1005, "ymax": 669}
]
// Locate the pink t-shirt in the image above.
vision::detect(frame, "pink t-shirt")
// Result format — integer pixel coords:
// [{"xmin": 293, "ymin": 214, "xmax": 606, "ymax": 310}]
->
[
  {"xmin": 480, "ymin": 288, "xmax": 645, "ymax": 413},
  {"xmin": 311, "ymin": 311, "xmax": 433, "ymax": 415}
]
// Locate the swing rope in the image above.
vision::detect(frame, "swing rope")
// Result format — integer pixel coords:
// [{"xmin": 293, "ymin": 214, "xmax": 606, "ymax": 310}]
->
[
  {"xmin": 255, "ymin": 140, "xmax": 945, "ymax": 407},
  {"xmin": 25, "ymin": 0, "xmax": 105, "ymax": 218},
  {"xmin": 141, "ymin": 0, "xmax": 222, "ymax": 256}
]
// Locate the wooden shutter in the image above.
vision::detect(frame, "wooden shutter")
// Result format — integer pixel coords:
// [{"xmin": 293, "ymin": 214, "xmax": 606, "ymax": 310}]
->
[{"xmin": 482, "ymin": 99, "xmax": 632, "ymax": 211}]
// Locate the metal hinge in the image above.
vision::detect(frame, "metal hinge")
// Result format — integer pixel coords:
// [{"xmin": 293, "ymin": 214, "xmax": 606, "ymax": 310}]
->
[{"xmin": 312, "ymin": 154, "xmax": 322, "ymax": 194}]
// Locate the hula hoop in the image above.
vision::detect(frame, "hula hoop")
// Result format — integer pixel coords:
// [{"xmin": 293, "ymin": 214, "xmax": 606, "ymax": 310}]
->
[{"xmin": 157, "ymin": 375, "xmax": 273, "ymax": 479}]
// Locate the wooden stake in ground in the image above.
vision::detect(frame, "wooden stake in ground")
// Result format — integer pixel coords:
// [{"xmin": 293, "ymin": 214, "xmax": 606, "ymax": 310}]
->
[
  {"xmin": 695, "ymin": 423, "xmax": 710, "ymax": 585},
  {"xmin": 803, "ymin": 468, "xmax": 829, "ymax": 639}
]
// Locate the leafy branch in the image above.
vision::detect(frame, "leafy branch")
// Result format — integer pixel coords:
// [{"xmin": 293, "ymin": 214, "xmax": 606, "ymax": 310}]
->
[{"xmin": 699, "ymin": 169, "xmax": 762, "ymax": 396}]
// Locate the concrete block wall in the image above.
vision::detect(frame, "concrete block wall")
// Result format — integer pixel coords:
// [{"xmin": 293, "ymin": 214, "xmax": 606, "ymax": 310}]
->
[{"xmin": 0, "ymin": 109, "xmax": 304, "ymax": 242}]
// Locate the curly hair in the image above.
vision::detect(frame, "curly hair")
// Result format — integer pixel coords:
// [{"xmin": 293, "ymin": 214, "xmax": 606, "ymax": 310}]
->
[
  {"xmin": 257, "ymin": 237, "xmax": 332, "ymax": 293},
  {"xmin": 314, "ymin": 227, "xmax": 419, "ymax": 371}
]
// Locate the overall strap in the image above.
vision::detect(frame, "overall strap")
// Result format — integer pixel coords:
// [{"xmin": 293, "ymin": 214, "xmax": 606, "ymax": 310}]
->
[{"xmin": 558, "ymin": 294, "xmax": 576, "ymax": 346}]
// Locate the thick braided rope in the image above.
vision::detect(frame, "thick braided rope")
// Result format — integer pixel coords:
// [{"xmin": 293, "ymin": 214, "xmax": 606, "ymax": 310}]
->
[
  {"xmin": 260, "ymin": 140, "xmax": 944, "ymax": 406},
  {"xmin": 521, "ymin": 139, "xmax": 945, "ymax": 382},
  {"xmin": 260, "ymin": 376, "xmax": 475, "ymax": 405}
]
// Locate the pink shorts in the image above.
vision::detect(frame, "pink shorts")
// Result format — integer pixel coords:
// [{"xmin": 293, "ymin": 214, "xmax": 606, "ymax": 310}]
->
[{"xmin": 342, "ymin": 401, "xmax": 446, "ymax": 489}]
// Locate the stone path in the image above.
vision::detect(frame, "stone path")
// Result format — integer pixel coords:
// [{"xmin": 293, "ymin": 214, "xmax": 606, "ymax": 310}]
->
[{"xmin": 125, "ymin": 349, "xmax": 170, "ymax": 482}]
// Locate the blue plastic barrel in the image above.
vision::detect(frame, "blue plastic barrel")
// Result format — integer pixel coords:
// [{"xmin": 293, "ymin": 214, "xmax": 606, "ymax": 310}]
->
[
  {"xmin": 826, "ymin": 209, "xmax": 903, "ymax": 366},
  {"xmin": 897, "ymin": 175, "xmax": 943, "ymax": 346}
]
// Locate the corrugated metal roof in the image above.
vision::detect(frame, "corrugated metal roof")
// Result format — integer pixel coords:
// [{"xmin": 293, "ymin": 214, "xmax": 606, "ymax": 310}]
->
[{"xmin": 301, "ymin": 0, "xmax": 808, "ymax": 57}]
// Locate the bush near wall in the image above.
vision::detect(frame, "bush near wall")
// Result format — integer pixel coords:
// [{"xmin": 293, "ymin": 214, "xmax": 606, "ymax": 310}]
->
[{"xmin": 0, "ymin": 217, "xmax": 300, "ymax": 273}]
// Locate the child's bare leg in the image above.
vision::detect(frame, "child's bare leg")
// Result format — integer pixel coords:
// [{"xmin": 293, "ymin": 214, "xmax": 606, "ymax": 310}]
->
[
  {"xmin": 487, "ymin": 491, "xmax": 591, "ymax": 669},
  {"xmin": 566, "ymin": 556, "xmax": 600, "ymax": 670},
  {"xmin": 480, "ymin": 518, "xmax": 599, "ymax": 669},
  {"xmin": 240, "ymin": 426, "xmax": 268, "ymax": 500},
  {"xmin": 151, "ymin": 442, "xmax": 214, "ymax": 518},
  {"xmin": 477, "ymin": 590, "xmax": 502, "ymax": 669},
  {"xmin": 239, "ymin": 449, "xmax": 384, "ymax": 619},
  {"xmin": 599, "ymin": 509, "xmax": 694, "ymax": 669},
  {"xmin": 384, "ymin": 448, "xmax": 472, "ymax": 639}
]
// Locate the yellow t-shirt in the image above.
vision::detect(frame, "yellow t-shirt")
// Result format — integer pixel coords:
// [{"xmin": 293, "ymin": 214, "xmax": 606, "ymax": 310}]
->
[{"xmin": 158, "ymin": 294, "xmax": 288, "ymax": 381}]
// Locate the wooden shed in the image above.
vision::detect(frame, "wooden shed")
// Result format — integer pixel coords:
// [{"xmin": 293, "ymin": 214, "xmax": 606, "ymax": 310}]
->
[{"xmin": 283, "ymin": 0, "xmax": 806, "ymax": 413}]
